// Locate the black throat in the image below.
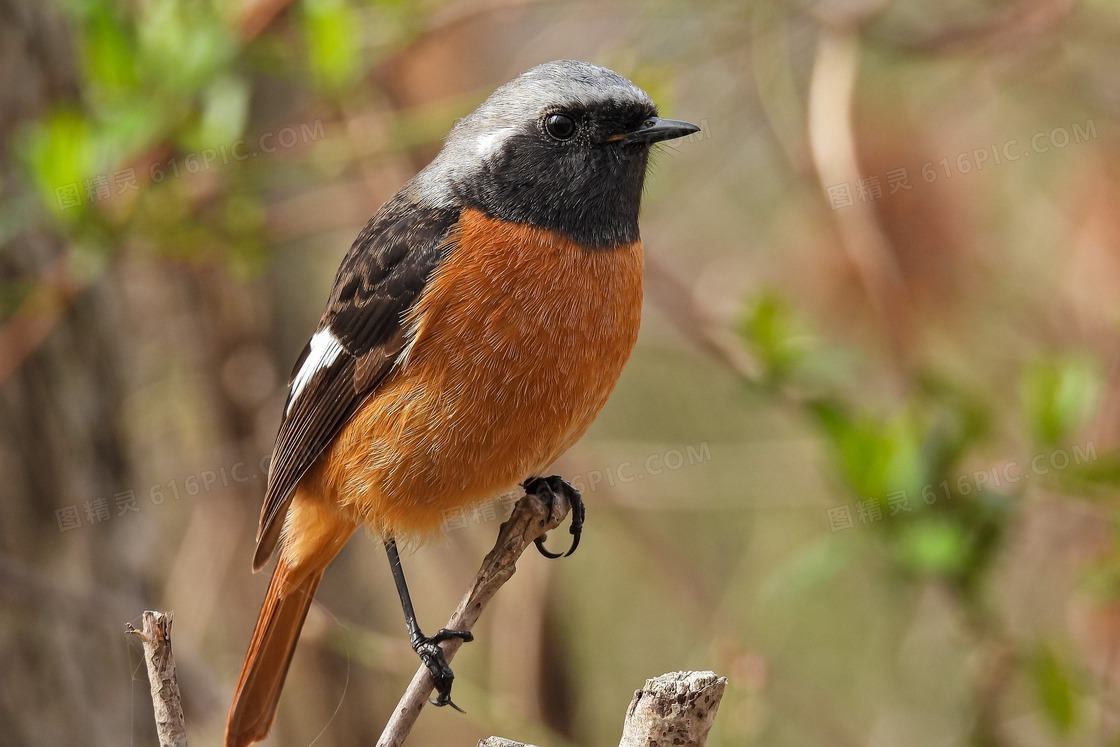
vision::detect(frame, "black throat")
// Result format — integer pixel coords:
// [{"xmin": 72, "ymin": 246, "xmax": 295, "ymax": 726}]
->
[{"xmin": 456, "ymin": 138, "xmax": 651, "ymax": 248}]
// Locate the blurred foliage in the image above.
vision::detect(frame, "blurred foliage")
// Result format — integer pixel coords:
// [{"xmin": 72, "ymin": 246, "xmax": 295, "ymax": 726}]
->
[
  {"xmin": 302, "ymin": 0, "xmax": 363, "ymax": 91},
  {"xmin": 1030, "ymin": 643, "xmax": 1080, "ymax": 736},
  {"xmin": 738, "ymin": 283, "xmax": 1120, "ymax": 740},
  {"xmin": 1021, "ymin": 355, "xmax": 1102, "ymax": 448}
]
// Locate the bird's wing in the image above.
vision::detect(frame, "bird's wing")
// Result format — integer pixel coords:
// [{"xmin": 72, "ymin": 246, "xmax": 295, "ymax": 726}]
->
[{"xmin": 253, "ymin": 200, "xmax": 461, "ymax": 569}]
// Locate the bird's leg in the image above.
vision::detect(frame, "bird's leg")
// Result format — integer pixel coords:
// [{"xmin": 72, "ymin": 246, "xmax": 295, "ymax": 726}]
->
[
  {"xmin": 384, "ymin": 539, "xmax": 473, "ymax": 710},
  {"xmin": 522, "ymin": 476, "xmax": 585, "ymax": 559}
]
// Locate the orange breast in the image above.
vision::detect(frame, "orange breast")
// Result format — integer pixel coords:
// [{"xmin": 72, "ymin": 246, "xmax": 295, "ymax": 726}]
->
[{"xmin": 311, "ymin": 208, "xmax": 643, "ymax": 537}]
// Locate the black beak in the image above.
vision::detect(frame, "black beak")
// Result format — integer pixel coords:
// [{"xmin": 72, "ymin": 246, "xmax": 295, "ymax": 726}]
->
[{"xmin": 610, "ymin": 117, "xmax": 701, "ymax": 146}]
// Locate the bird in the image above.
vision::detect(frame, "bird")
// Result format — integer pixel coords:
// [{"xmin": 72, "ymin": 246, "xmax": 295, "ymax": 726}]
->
[{"xmin": 225, "ymin": 59, "xmax": 699, "ymax": 747}]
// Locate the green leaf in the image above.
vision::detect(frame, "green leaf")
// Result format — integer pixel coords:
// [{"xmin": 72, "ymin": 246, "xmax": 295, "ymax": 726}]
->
[
  {"xmin": 913, "ymin": 372, "xmax": 990, "ymax": 479},
  {"xmin": 739, "ymin": 291, "xmax": 809, "ymax": 383},
  {"xmin": 893, "ymin": 519, "xmax": 968, "ymax": 576},
  {"xmin": 809, "ymin": 399, "xmax": 924, "ymax": 502},
  {"xmin": 137, "ymin": 0, "xmax": 235, "ymax": 93},
  {"xmin": 1021, "ymin": 356, "xmax": 1101, "ymax": 446},
  {"xmin": 1047, "ymin": 444, "xmax": 1120, "ymax": 495},
  {"xmin": 183, "ymin": 74, "xmax": 250, "ymax": 152},
  {"xmin": 1030, "ymin": 644, "xmax": 1078, "ymax": 733},
  {"xmin": 80, "ymin": 4, "xmax": 139, "ymax": 93},
  {"xmin": 303, "ymin": 0, "xmax": 362, "ymax": 91},
  {"xmin": 22, "ymin": 108, "xmax": 96, "ymax": 221},
  {"xmin": 94, "ymin": 94, "xmax": 168, "ymax": 158}
]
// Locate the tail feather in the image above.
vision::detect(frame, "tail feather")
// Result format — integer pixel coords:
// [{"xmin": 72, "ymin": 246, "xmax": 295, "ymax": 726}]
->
[{"xmin": 225, "ymin": 560, "xmax": 325, "ymax": 747}]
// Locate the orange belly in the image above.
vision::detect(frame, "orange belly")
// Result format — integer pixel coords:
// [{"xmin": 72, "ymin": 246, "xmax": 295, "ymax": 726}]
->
[{"xmin": 304, "ymin": 208, "xmax": 643, "ymax": 538}]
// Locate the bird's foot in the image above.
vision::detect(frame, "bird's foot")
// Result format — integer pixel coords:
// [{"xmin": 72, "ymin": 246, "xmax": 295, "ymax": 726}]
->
[
  {"xmin": 412, "ymin": 628, "xmax": 474, "ymax": 711},
  {"xmin": 523, "ymin": 475, "xmax": 585, "ymax": 559}
]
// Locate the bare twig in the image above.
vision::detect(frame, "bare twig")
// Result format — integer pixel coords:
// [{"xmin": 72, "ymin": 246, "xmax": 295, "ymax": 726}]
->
[
  {"xmin": 477, "ymin": 739, "xmax": 539, "ymax": 747},
  {"xmin": 376, "ymin": 488, "xmax": 568, "ymax": 747},
  {"xmin": 807, "ymin": 26, "xmax": 905, "ymax": 333},
  {"xmin": 644, "ymin": 255, "xmax": 763, "ymax": 384},
  {"xmin": 126, "ymin": 610, "xmax": 188, "ymax": 747},
  {"xmin": 618, "ymin": 671, "xmax": 726, "ymax": 747}
]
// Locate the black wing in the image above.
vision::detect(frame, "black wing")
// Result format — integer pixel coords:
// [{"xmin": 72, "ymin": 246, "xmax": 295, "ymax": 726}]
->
[{"xmin": 253, "ymin": 197, "xmax": 460, "ymax": 569}]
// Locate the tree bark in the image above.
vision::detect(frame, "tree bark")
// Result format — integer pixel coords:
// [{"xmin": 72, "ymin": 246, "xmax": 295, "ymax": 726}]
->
[
  {"xmin": 477, "ymin": 670, "xmax": 727, "ymax": 747},
  {"xmin": 126, "ymin": 611, "xmax": 188, "ymax": 747},
  {"xmin": 617, "ymin": 671, "xmax": 727, "ymax": 747}
]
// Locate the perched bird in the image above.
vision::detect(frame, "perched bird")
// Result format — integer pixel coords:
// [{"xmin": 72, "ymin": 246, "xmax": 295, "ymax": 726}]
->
[{"xmin": 226, "ymin": 59, "xmax": 698, "ymax": 746}]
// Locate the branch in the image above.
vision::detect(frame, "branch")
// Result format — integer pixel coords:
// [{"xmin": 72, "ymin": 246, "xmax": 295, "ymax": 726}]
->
[
  {"xmin": 126, "ymin": 610, "xmax": 188, "ymax": 747},
  {"xmin": 807, "ymin": 26, "xmax": 905, "ymax": 334},
  {"xmin": 376, "ymin": 488, "xmax": 568, "ymax": 747},
  {"xmin": 618, "ymin": 671, "xmax": 726, "ymax": 747},
  {"xmin": 477, "ymin": 670, "xmax": 728, "ymax": 747}
]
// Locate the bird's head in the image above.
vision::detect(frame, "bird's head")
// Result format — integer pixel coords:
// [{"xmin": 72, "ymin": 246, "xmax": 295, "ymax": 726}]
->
[{"xmin": 414, "ymin": 60, "xmax": 699, "ymax": 247}]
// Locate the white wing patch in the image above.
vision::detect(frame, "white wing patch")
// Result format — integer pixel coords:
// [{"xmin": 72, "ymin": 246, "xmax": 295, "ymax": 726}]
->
[{"xmin": 287, "ymin": 327, "xmax": 345, "ymax": 415}]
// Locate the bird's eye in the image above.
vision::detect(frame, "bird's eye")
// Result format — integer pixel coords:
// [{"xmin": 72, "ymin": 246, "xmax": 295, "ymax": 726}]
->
[{"xmin": 544, "ymin": 113, "xmax": 577, "ymax": 140}]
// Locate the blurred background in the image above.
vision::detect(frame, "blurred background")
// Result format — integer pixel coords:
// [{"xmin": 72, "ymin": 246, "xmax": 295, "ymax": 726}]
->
[{"xmin": 3, "ymin": 0, "xmax": 1120, "ymax": 745}]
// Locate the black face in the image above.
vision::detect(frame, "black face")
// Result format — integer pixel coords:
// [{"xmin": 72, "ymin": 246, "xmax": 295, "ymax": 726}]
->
[{"xmin": 460, "ymin": 100, "xmax": 661, "ymax": 248}]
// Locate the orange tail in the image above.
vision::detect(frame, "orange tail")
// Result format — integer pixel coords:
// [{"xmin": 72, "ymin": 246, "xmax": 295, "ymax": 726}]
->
[{"xmin": 225, "ymin": 559, "xmax": 325, "ymax": 747}]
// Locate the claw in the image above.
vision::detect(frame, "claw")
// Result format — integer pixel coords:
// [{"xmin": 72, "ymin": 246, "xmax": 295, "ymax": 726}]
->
[
  {"xmin": 412, "ymin": 627, "xmax": 473, "ymax": 710},
  {"xmin": 523, "ymin": 476, "xmax": 585, "ymax": 558},
  {"xmin": 430, "ymin": 696, "xmax": 466, "ymax": 712},
  {"xmin": 386, "ymin": 539, "xmax": 474, "ymax": 711}
]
